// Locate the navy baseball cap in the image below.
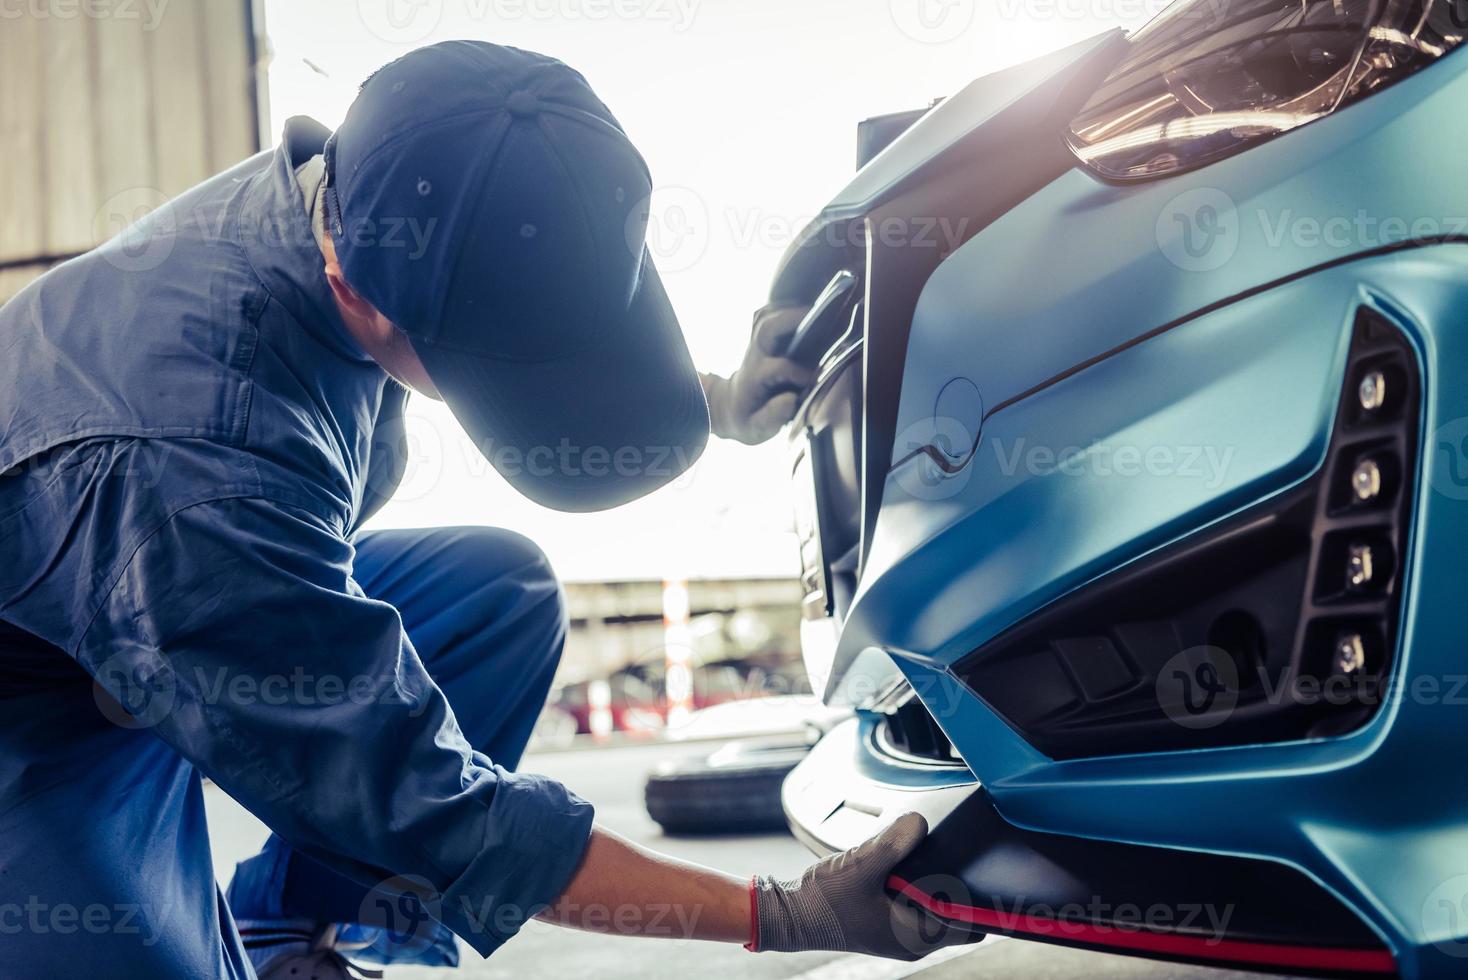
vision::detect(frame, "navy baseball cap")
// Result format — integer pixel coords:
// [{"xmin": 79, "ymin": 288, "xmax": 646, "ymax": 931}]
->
[{"xmin": 324, "ymin": 41, "xmax": 708, "ymax": 512}]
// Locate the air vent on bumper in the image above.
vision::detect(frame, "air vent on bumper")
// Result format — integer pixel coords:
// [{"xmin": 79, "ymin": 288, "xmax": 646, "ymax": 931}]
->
[{"xmin": 873, "ymin": 686, "xmax": 966, "ymax": 767}]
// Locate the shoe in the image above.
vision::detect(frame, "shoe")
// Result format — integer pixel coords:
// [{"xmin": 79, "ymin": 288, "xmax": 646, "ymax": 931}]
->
[{"xmin": 238, "ymin": 921, "xmax": 384, "ymax": 980}]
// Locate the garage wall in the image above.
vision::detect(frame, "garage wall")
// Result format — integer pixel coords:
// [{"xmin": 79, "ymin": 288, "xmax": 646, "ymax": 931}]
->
[{"xmin": 0, "ymin": 0, "xmax": 266, "ymax": 305}]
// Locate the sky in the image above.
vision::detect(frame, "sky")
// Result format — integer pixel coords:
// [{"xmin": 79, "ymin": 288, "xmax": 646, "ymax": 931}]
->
[{"xmin": 260, "ymin": 0, "xmax": 1161, "ymax": 580}]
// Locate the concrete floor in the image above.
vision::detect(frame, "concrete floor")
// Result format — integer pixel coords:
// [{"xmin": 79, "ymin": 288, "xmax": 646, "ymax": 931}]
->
[{"xmin": 204, "ymin": 741, "xmax": 1291, "ymax": 980}]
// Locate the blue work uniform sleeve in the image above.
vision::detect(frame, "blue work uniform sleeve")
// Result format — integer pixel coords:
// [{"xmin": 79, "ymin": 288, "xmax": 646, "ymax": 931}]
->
[{"xmin": 75, "ymin": 494, "xmax": 594, "ymax": 957}]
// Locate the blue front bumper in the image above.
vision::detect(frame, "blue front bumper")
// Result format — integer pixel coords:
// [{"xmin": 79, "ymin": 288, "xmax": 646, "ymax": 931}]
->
[{"xmin": 784, "ymin": 39, "xmax": 1468, "ymax": 977}]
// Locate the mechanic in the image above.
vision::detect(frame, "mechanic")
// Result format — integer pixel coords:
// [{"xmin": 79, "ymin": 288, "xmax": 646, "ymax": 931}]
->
[{"xmin": 0, "ymin": 40, "xmax": 970, "ymax": 978}]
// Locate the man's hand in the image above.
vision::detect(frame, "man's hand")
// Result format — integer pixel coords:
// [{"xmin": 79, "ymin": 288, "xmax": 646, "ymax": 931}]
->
[
  {"xmin": 750, "ymin": 813, "xmax": 979, "ymax": 960},
  {"xmin": 702, "ymin": 305, "xmax": 816, "ymax": 445},
  {"xmin": 534, "ymin": 814, "xmax": 973, "ymax": 961}
]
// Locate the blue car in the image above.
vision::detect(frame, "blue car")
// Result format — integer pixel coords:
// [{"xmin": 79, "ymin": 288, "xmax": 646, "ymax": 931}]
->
[{"xmin": 774, "ymin": 1, "xmax": 1468, "ymax": 976}]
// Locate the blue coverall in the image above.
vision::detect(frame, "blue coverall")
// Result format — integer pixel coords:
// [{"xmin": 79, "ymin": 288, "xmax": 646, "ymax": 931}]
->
[{"xmin": 0, "ymin": 118, "xmax": 595, "ymax": 977}]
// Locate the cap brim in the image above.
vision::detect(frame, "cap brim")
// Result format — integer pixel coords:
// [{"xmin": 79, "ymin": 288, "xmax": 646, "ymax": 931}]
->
[{"xmin": 411, "ymin": 259, "xmax": 710, "ymax": 513}]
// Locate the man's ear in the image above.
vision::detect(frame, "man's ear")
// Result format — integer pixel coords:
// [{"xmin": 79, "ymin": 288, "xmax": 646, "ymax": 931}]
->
[{"xmin": 323, "ymin": 263, "xmax": 379, "ymax": 323}]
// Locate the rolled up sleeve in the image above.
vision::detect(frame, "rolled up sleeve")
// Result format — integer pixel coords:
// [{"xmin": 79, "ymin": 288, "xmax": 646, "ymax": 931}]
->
[{"xmin": 76, "ymin": 495, "xmax": 593, "ymax": 956}]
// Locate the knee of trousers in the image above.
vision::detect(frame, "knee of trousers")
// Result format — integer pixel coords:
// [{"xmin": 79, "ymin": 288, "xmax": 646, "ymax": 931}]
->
[{"xmin": 444, "ymin": 527, "xmax": 567, "ymax": 669}]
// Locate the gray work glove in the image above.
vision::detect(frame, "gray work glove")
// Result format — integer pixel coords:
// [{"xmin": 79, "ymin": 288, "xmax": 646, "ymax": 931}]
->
[
  {"xmin": 750, "ymin": 813, "xmax": 980, "ymax": 960},
  {"xmin": 702, "ymin": 305, "xmax": 815, "ymax": 445}
]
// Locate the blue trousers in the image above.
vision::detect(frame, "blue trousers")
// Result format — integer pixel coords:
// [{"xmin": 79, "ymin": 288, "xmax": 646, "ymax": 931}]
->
[{"xmin": 0, "ymin": 526, "xmax": 565, "ymax": 977}]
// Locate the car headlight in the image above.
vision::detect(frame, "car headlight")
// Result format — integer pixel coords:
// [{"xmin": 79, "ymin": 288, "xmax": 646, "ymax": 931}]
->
[{"xmin": 1068, "ymin": 0, "xmax": 1466, "ymax": 180}]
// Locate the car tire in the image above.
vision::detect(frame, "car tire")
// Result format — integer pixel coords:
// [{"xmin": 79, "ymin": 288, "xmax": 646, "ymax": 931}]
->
[{"xmin": 644, "ymin": 741, "xmax": 809, "ymax": 835}]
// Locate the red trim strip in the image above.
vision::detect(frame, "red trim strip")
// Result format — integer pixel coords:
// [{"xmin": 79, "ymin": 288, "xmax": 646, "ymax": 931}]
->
[
  {"xmin": 744, "ymin": 876, "xmax": 760, "ymax": 952},
  {"xmin": 888, "ymin": 875, "xmax": 1396, "ymax": 975}
]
